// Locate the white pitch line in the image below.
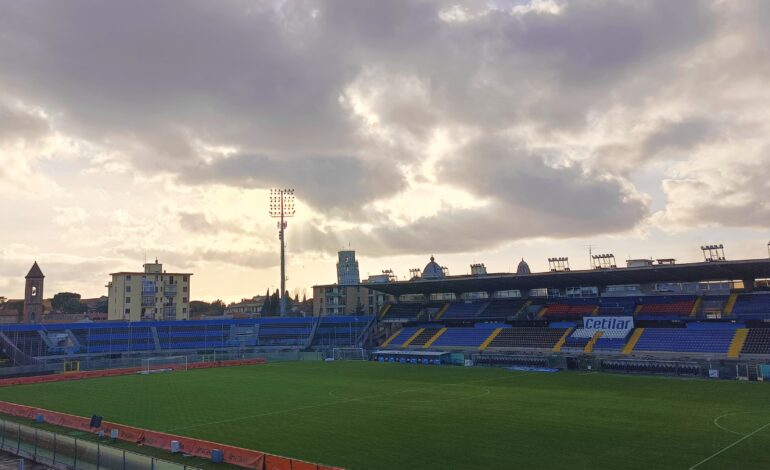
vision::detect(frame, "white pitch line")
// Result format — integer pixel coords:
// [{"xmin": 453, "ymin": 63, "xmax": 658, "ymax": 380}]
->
[
  {"xmin": 712, "ymin": 412, "xmax": 750, "ymax": 437},
  {"xmin": 689, "ymin": 422, "xmax": 770, "ymax": 469}
]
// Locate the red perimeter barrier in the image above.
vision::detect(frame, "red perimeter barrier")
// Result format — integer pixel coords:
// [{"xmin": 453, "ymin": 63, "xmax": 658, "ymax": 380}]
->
[
  {"xmin": 0, "ymin": 358, "xmax": 267, "ymax": 388},
  {"xmin": 0, "ymin": 358, "xmax": 345, "ymax": 469}
]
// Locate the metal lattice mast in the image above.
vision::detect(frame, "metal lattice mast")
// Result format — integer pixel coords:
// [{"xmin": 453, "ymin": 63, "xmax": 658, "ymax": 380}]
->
[{"xmin": 270, "ymin": 189, "xmax": 295, "ymax": 317}]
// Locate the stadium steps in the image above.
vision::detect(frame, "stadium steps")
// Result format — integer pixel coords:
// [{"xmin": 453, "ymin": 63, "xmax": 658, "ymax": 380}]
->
[
  {"xmin": 690, "ymin": 297, "xmax": 702, "ymax": 317},
  {"xmin": 583, "ymin": 332, "xmax": 603, "ymax": 353},
  {"xmin": 479, "ymin": 328, "xmax": 503, "ymax": 351},
  {"xmin": 728, "ymin": 328, "xmax": 749, "ymax": 358},
  {"xmin": 434, "ymin": 304, "xmax": 450, "ymax": 320},
  {"xmin": 380, "ymin": 329, "xmax": 402, "ymax": 348},
  {"xmin": 621, "ymin": 328, "xmax": 645, "ymax": 355},
  {"xmin": 476, "ymin": 302, "xmax": 491, "ymax": 317},
  {"xmin": 37, "ymin": 330, "xmax": 56, "ymax": 349},
  {"xmin": 423, "ymin": 328, "xmax": 447, "ymax": 349},
  {"xmin": 515, "ymin": 300, "xmax": 532, "ymax": 319},
  {"xmin": 0, "ymin": 332, "xmax": 38, "ymax": 366},
  {"xmin": 354, "ymin": 316, "xmax": 376, "ymax": 347},
  {"xmin": 402, "ymin": 328, "xmax": 425, "ymax": 348},
  {"xmin": 536, "ymin": 307, "xmax": 547, "ymax": 319},
  {"xmin": 65, "ymin": 329, "xmax": 82, "ymax": 351},
  {"xmin": 304, "ymin": 317, "xmax": 322, "ymax": 349},
  {"xmin": 633, "ymin": 305, "xmax": 643, "ymax": 315},
  {"xmin": 378, "ymin": 304, "xmax": 392, "ymax": 320},
  {"xmin": 552, "ymin": 328, "xmax": 573, "ymax": 352},
  {"xmin": 723, "ymin": 294, "xmax": 738, "ymax": 316},
  {"xmin": 151, "ymin": 327, "xmax": 161, "ymax": 350}
]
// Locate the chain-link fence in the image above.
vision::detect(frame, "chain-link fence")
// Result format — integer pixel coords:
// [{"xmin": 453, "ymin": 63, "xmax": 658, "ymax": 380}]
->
[
  {"xmin": 0, "ymin": 418, "xmax": 199, "ymax": 470},
  {"xmin": 0, "ymin": 349, "xmax": 326, "ymax": 379}
]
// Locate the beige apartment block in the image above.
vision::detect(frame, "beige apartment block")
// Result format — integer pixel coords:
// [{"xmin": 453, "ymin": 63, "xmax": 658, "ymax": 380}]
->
[{"xmin": 106, "ymin": 260, "xmax": 192, "ymax": 321}]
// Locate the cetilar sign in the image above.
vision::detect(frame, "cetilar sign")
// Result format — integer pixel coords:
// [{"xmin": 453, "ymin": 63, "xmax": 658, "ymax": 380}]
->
[{"xmin": 583, "ymin": 316, "xmax": 634, "ymax": 332}]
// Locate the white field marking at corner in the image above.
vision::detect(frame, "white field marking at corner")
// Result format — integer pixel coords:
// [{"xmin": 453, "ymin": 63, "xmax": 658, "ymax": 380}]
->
[
  {"xmin": 166, "ymin": 371, "xmax": 537, "ymax": 433},
  {"xmin": 689, "ymin": 422, "xmax": 770, "ymax": 470}
]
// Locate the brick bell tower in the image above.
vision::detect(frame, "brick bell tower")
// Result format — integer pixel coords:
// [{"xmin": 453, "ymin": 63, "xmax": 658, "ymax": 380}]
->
[{"xmin": 23, "ymin": 261, "xmax": 45, "ymax": 324}]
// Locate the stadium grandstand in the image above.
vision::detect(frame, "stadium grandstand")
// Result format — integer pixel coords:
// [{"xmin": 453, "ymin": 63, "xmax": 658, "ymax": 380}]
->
[
  {"xmin": 0, "ymin": 254, "xmax": 770, "ymax": 470},
  {"xmin": 371, "ymin": 255, "xmax": 770, "ymax": 378}
]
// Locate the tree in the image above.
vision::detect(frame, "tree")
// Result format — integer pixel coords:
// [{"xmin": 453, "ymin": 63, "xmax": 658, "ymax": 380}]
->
[
  {"xmin": 94, "ymin": 297, "xmax": 108, "ymax": 313},
  {"xmin": 269, "ymin": 289, "xmax": 280, "ymax": 315},
  {"xmin": 52, "ymin": 292, "xmax": 87, "ymax": 315},
  {"xmin": 3, "ymin": 300, "xmax": 23, "ymax": 314},
  {"xmin": 190, "ymin": 300, "xmax": 211, "ymax": 315},
  {"xmin": 210, "ymin": 300, "xmax": 226, "ymax": 316},
  {"xmin": 63, "ymin": 297, "xmax": 86, "ymax": 315},
  {"xmin": 52, "ymin": 292, "xmax": 82, "ymax": 313},
  {"xmin": 263, "ymin": 289, "xmax": 272, "ymax": 315}
]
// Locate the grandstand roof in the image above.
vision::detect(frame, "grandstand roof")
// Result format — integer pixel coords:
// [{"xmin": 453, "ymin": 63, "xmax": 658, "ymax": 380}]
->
[{"xmin": 370, "ymin": 258, "xmax": 770, "ymax": 296}]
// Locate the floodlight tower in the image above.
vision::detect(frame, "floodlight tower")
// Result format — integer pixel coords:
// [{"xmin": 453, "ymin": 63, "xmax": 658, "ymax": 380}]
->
[{"xmin": 270, "ymin": 189, "xmax": 296, "ymax": 317}]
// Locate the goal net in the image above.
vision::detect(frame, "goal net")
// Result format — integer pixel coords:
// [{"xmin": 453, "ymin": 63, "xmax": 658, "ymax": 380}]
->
[
  {"xmin": 141, "ymin": 356, "xmax": 188, "ymax": 374},
  {"xmin": 332, "ymin": 348, "xmax": 366, "ymax": 361}
]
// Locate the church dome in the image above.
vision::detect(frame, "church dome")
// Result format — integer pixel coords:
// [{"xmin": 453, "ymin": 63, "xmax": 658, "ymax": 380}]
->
[
  {"xmin": 516, "ymin": 258, "xmax": 531, "ymax": 275},
  {"xmin": 422, "ymin": 256, "xmax": 445, "ymax": 279}
]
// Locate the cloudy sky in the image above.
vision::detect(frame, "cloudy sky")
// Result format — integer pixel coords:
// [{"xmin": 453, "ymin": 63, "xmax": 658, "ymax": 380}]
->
[{"xmin": 1, "ymin": 0, "xmax": 769, "ymax": 302}]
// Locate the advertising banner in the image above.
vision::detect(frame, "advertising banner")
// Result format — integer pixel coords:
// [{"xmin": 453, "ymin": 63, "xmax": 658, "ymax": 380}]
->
[{"xmin": 582, "ymin": 316, "xmax": 634, "ymax": 334}]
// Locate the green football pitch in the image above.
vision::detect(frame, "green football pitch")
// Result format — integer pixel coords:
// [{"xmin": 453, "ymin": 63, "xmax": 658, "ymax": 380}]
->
[{"xmin": 0, "ymin": 361, "xmax": 768, "ymax": 470}]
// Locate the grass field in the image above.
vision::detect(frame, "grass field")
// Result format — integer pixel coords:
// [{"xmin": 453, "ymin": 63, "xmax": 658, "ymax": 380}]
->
[{"xmin": 0, "ymin": 361, "xmax": 768, "ymax": 470}]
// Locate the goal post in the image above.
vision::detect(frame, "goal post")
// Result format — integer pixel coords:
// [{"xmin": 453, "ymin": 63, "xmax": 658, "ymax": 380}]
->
[
  {"xmin": 332, "ymin": 348, "xmax": 367, "ymax": 361},
  {"xmin": 142, "ymin": 355, "xmax": 188, "ymax": 374}
]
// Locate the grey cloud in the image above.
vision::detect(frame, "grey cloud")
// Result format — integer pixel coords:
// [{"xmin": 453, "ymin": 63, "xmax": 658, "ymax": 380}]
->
[
  {"xmin": 1, "ymin": 0, "xmax": 768, "ymax": 257},
  {"xmin": 116, "ymin": 246, "xmax": 276, "ymax": 270},
  {"xmin": 292, "ymin": 137, "xmax": 649, "ymax": 256},
  {"xmin": 0, "ymin": 101, "xmax": 50, "ymax": 144},
  {"xmin": 643, "ymin": 118, "xmax": 718, "ymax": 156},
  {"xmin": 180, "ymin": 153, "xmax": 405, "ymax": 216},
  {"xmin": 440, "ymin": 137, "xmax": 648, "ymax": 228}
]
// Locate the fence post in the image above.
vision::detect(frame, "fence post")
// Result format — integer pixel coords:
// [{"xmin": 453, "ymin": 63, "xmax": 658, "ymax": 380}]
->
[
  {"xmin": 52, "ymin": 432, "xmax": 57, "ymax": 464},
  {"xmin": 33, "ymin": 429, "xmax": 37, "ymax": 461},
  {"xmin": 96, "ymin": 441, "xmax": 100, "ymax": 470},
  {"xmin": 73, "ymin": 437, "xmax": 78, "ymax": 469}
]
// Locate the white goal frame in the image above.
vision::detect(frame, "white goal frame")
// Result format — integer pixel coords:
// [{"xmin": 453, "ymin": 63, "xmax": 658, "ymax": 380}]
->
[
  {"xmin": 332, "ymin": 348, "xmax": 366, "ymax": 361},
  {"xmin": 141, "ymin": 355, "xmax": 188, "ymax": 374}
]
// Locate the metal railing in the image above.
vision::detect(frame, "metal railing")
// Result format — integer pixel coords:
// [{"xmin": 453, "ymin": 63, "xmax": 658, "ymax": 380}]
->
[{"xmin": 0, "ymin": 418, "xmax": 200, "ymax": 470}]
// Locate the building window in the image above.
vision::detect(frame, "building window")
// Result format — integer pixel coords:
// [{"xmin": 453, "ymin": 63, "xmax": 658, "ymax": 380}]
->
[
  {"xmin": 183, "ymin": 286, "xmax": 188, "ymax": 293},
  {"xmin": 126, "ymin": 275, "xmax": 132, "ymax": 281},
  {"xmin": 183, "ymin": 307, "xmax": 187, "ymax": 314},
  {"xmin": 182, "ymin": 297, "xmax": 188, "ymax": 303},
  {"xmin": 125, "ymin": 297, "xmax": 131, "ymax": 303},
  {"xmin": 183, "ymin": 276, "xmax": 188, "ymax": 282},
  {"xmin": 125, "ymin": 286, "xmax": 131, "ymax": 292},
  {"xmin": 124, "ymin": 308, "xmax": 130, "ymax": 314}
]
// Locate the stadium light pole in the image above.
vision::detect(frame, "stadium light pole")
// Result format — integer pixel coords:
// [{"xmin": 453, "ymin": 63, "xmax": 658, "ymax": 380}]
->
[{"xmin": 270, "ymin": 189, "xmax": 296, "ymax": 317}]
